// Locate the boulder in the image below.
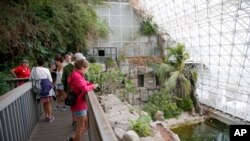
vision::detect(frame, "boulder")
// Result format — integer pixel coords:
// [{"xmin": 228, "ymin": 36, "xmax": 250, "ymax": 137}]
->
[
  {"xmin": 114, "ymin": 127, "xmax": 126, "ymax": 141},
  {"xmin": 123, "ymin": 130, "xmax": 140, "ymax": 141}
]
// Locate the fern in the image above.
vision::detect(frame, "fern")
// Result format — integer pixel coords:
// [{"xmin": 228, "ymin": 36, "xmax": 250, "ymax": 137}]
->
[{"xmin": 131, "ymin": 115, "xmax": 152, "ymax": 137}]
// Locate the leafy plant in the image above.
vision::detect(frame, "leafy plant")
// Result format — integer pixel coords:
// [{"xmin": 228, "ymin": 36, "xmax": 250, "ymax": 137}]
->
[
  {"xmin": 152, "ymin": 43, "xmax": 201, "ymax": 114},
  {"xmin": 157, "ymin": 44, "xmax": 191, "ymax": 98},
  {"xmin": 144, "ymin": 90, "xmax": 182, "ymax": 120},
  {"xmin": 105, "ymin": 57, "xmax": 114, "ymax": 69},
  {"xmin": 131, "ymin": 115, "xmax": 152, "ymax": 137},
  {"xmin": 0, "ymin": 72, "xmax": 12, "ymax": 95},
  {"xmin": 0, "ymin": 80, "xmax": 10, "ymax": 96},
  {"xmin": 143, "ymin": 103, "xmax": 159, "ymax": 120},
  {"xmin": 0, "ymin": 0, "xmax": 108, "ymax": 71},
  {"xmin": 176, "ymin": 96, "xmax": 194, "ymax": 111},
  {"xmin": 88, "ymin": 57, "xmax": 97, "ymax": 63},
  {"xmin": 86, "ymin": 63, "xmax": 135, "ymax": 94},
  {"xmin": 140, "ymin": 18, "xmax": 158, "ymax": 36},
  {"xmin": 118, "ymin": 48, "xmax": 127, "ymax": 62}
]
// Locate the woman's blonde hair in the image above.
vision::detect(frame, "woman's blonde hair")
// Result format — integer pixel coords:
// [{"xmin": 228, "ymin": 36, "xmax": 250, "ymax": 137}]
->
[{"xmin": 74, "ymin": 59, "xmax": 89, "ymax": 69}]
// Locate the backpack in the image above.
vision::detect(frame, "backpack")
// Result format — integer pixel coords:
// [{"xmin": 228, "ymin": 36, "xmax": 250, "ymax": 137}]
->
[
  {"xmin": 31, "ymin": 67, "xmax": 52, "ymax": 96},
  {"xmin": 32, "ymin": 80, "xmax": 41, "ymax": 94}
]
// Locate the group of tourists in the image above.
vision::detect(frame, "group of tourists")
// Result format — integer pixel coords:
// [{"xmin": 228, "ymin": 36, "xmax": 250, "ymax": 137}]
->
[{"xmin": 10, "ymin": 52, "xmax": 97, "ymax": 141}]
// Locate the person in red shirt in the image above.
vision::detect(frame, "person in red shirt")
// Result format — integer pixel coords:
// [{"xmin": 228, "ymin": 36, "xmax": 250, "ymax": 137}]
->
[
  {"xmin": 10, "ymin": 59, "xmax": 31, "ymax": 85},
  {"xmin": 67, "ymin": 59, "xmax": 98, "ymax": 141}
]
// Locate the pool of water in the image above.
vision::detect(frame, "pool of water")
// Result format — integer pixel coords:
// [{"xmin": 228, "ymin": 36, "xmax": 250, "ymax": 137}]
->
[{"xmin": 171, "ymin": 118, "xmax": 229, "ymax": 141}]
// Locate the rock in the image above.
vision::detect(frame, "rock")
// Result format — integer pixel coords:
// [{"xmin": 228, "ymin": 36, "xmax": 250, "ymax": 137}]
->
[
  {"xmin": 113, "ymin": 120, "xmax": 131, "ymax": 131},
  {"xmin": 150, "ymin": 122, "xmax": 157, "ymax": 128},
  {"xmin": 123, "ymin": 130, "xmax": 140, "ymax": 141},
  {"xmin": 114, "ymin": 127, "xmax": 126, "ymax": 141},
  {"xmin": 150, "ymin": 121, "xmax": 167, "ymax": 128},
  {"xmin": 172, "ymin": 133, "xmax": 181, "ymax": 141},
  {"xmin": 133, "ymin": 110, "xmax": 148, "ymax": 116},
  {"xmin": 140, "ymin": 95, "xmax": 148, "ymax": 102},
  {"xmin": 155, "ymin": 111, "xmax": 164, "ymax": 121}
]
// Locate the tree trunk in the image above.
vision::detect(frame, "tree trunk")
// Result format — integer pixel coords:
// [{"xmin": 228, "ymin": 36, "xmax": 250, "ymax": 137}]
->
[{"xmin": 190, "ymin": 84, "xmax": 202, "ymax": 115}]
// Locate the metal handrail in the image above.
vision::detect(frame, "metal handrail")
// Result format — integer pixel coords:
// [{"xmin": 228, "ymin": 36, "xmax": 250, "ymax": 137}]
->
[
  {"xmin": 0, "ymin": 82, "xmax": 118, "ymax": 141},
  {"xmin": 3, "ymin": 78, "xmax": 30, "ymax": 89},
  {"xmin": 87, "ymin": 91, "xmax": 118, "ymax": 141},
  {"xmin": 0, "ymin": 81, "xmax": 31, "ymax": 111},
  {"xmin": 0, "ymin": 82, "xmax": 42, "ymax": 141}
]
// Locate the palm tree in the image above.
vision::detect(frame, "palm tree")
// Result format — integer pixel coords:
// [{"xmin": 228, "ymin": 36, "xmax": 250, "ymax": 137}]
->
[
  {"xmin": 157, "ymin": 43, "xmax": 191, "ymax": 98},
  {"xmin": 156, "ymin": 43, "xmax": 202, "ymax": 114},
  {"xmin": 185, "ymin": 69, "xmax": 202, "ymax": 114}
]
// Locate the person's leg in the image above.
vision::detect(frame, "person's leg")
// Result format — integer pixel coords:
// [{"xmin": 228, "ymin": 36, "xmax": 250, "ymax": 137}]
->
[
  {"xmin": 58, "ymin": 89, "xmax": 67, "ymax": 111},
  {"xmin": 57, "ymin": 89, "xmax": 62, "ymax": 105},
  {"xmin": 61, "ymin": 90, "xmax": 67, "ymax": 102},
  {"xmin": 54, "ymin": 88, "xmax": 62, "ymax": 110},
  {"xmin": 43, "ymin": 102, "xmax": 49, "ymax": 118},
  {"xmin": 74, "ymin": 116, "xmax": 84, "ymax": 141},
  {"xmin": 72, "ymin": 113, "xmax": 77, "ymax": 127},
  {"xmin": 70, "ymin": 110, "xmax": 88, "ymax": 141},
  {"xmin": 80, "ymin": 115, "xmax": 88, "ymax": 135},
  {"xmin": 47, "ymin": 100, "xmax": 52, "ymax": 118}
]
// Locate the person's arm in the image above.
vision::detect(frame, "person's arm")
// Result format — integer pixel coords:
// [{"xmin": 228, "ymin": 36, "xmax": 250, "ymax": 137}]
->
[
  {"xmin": 10, "ymin": 68, "xmax": 17, "ymax": 78},
  {"xmin": 73, "ymin": 74, "xmax": 95, "ymax": 93},
  {"xmin": 62, "ymin": 67, "xmax": 67, "ymax": 92}
]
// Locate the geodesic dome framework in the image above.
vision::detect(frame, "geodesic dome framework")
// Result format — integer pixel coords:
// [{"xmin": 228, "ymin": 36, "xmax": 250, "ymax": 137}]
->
[{"xmin": 134, "ymin": 0, "xmax": 250, "ymax": 121}]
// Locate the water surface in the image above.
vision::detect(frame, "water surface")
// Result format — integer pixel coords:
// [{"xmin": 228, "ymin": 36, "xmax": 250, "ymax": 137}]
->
[{"xmin": 172, "ymin": 118, "xmax": 229, "ymax": 141}]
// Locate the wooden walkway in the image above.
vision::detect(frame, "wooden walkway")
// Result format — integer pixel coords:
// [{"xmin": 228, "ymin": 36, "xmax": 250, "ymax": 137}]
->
[{"xmin": 29, "ymin": 102, "xmax": 89, "ymax": 141}]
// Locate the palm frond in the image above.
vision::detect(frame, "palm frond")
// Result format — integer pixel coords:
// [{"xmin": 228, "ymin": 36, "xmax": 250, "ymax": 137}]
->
[
  {"xmin": 149, "ymin": 62, "xmax": 160, "ymax": 74},
  {"xmin": 183, "ymin": 51, "xmax": 189, "ymax": 60},
  {"xmin": 157, "ymin": 63, "xmax": 175, "ymax": 82},
  {"xmin": 191, "ymin": 70, "xmax": 198, "ymax": 82},
  {"xmin": 164, "ymin": 71, "xmax": 179, "ymax": 91},
  {"xmin": 179, "ymin": 74, "xmax": 191, "ymax": 95}
]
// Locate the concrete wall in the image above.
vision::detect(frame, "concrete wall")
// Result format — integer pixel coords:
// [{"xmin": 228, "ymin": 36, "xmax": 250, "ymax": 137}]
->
[
  {"xmin": 91, "ymin": 2, "xmax": 161, "ymax": 58},
  {"xmin": 126, "ymin": 65, "xmax": 160, "ymax": 105}
]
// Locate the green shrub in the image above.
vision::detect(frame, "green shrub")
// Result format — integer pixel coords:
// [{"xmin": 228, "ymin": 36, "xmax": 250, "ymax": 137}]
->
[
  {"xmin": 86, "ymin": 64, "xmax": 135, "ymax": 94},
  {"xmin": 88, "ymin": 57, "xmax": 96, "ymax": 63},
  {"xmin": 105, "ymin": 57, "xmax": 114, "ymax": 68},
  {"xmin": 140, "ymin": 18, "xmax": 158, "ymax": 36},
  {"xmin": 0, "ymin": 80, "xmax": 11, "ymax": 96},
  {"xmin": 176, "ymin": 96, "xmax": 194, "ymax": 111},
  {"xmin": 0, "ymin": 0, "xmax": 108, "ymax": 70},
  {"xmin": 144, "ymin": 90, "xmax": 182, "ymax": 120},
  {"xmin": 131, "ymin": 115, "xmax": 152, "ymax": 137},
  {"xmin": 143, "ymin": 103, "xmax": 159, "ymax": 121},
  {"xmin": 0, "ymin": 72, "xmax": 12, "ymax": 95}
]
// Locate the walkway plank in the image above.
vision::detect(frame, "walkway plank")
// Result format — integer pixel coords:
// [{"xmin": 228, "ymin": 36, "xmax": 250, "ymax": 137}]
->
[{"xmin": 29, "ymin": 102, "xmax": 89, "ymax": 141}]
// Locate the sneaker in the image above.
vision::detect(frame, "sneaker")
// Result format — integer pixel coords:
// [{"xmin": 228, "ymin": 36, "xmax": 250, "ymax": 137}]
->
[
  {"xmin": 49, "ymin": 116, "xmax": 55, "ymax": 122},
  {"xmin": 66, "ymin": 137, "xmax": 73, "ymax": 141},
  {"xmin": 54, "ymin": 105, "xmax": 61, "ymax": 111},
  {"xmin": 61, "ymin": 106, "xmax": 67, "ymax": 111}
]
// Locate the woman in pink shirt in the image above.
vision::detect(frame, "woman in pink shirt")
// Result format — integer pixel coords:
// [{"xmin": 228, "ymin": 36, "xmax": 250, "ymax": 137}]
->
[{"xmin": 67, "ymin": 59, "xmax": 97, "ymax": 141}]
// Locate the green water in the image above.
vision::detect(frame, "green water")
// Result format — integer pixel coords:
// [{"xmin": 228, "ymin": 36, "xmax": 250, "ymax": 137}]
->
[{"xmin": 171, "ymin": 118, "xmax": 229, "ymax": 141}]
